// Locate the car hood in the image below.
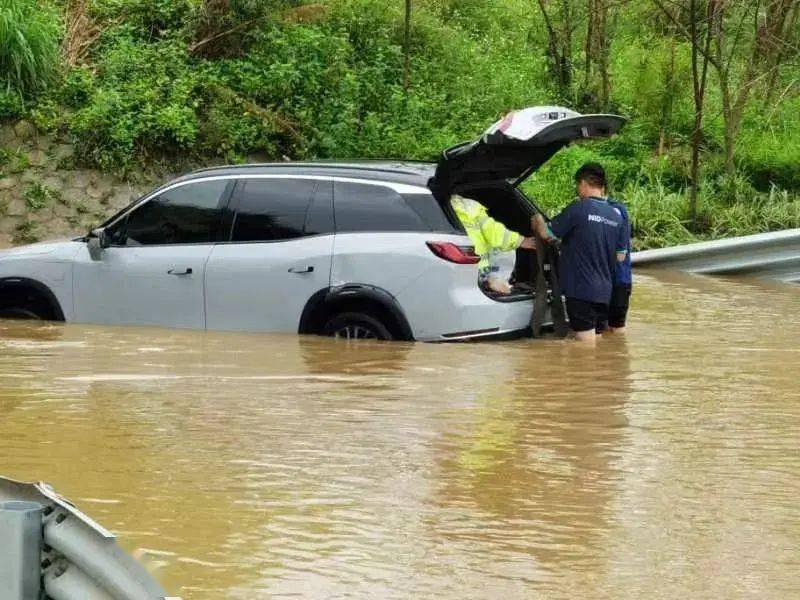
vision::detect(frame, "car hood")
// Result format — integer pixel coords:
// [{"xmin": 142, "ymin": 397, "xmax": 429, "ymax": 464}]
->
[{"xmin": 428, "ymin": 106, "xmax": 627, "ymax": 199}]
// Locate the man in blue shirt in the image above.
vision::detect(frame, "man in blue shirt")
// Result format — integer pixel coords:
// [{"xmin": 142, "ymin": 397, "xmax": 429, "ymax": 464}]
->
[
  {"xmin": 607, "ymin": 197, "xmax": 632, "ymax": 332},
  {"xmin": 532, "ymin": 163, "xmax": 628, "ymax": 343}
]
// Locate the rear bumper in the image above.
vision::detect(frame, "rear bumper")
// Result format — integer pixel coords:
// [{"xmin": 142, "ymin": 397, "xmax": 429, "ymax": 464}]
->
[{"xmin": 396, "ymin": 268, "xmax": 535, "ymax": 342}]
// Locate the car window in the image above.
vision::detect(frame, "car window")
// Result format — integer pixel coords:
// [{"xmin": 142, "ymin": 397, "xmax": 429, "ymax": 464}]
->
[
  {"xmin": 231, "ymin": 179, "xmax": 333, "ymax": 242},
  {"xmin": 402, "ymin": 192, "xmax": 462, "ymax": 233},
  {"xmin": 123, "ymin": 180, "xmax": 229, "ymax": 246},
  {"xmin": 334, "ymin": 182, "xmax": 429, "ymax": 233}
]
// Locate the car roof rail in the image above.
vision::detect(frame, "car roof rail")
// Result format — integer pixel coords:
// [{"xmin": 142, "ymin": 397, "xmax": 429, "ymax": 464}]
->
[{"xmin": 186, "ymin": 160, "xmax": 434, "ymax": 178}]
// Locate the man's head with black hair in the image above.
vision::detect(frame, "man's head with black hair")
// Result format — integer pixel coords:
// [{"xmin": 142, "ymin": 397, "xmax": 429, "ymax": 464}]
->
[{"xmin": 574, "ymin": 162, "xmax": 607, "ymax": 199}]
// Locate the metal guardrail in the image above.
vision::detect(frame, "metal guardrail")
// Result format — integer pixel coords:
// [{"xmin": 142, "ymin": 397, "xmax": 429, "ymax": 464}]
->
[
  {"xmin": 0, "ymin": 476, "xmax": 174, "ymax": 600},
  {"xmin": 632, "ymin": 228, "xmax": 800, "ymax": 284}
]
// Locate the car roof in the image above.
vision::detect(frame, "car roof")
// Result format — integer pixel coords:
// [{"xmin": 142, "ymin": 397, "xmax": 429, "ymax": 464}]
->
[{"xmin": 175, "ymin": 161, "xmax": 437, "ymax": 189}]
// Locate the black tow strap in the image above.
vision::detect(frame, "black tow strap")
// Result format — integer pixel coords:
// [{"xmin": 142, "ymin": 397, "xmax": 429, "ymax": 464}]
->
[
  {"xmin": 547, "ymin": 245, "xmax": 569, "ymax": 338},
  {"xmin": 531, "ymin": 238, "xmax": 568, "ymax": 338}
]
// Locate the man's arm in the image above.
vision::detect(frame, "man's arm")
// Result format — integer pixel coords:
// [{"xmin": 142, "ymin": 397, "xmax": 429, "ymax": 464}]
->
[
  {"xmin": 532, "ymin": 201, "xmax": 579, "ymax": 244},
  {"xmin": 616, "ymin": 210, "xmax": 630, "ymax": 262},
  {"xmin": 532, "ymin": 213, "xmax": 556, "ymax": 243}
]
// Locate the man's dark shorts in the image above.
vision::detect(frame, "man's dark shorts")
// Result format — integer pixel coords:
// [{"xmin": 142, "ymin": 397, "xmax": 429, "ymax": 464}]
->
[
  {"xmin": 565, "ymin": 297, "xmax": 609, "ymax": 333},
  {"xmin": 609, "ymin": 284, "xmax": 632, "ymax": 328}
]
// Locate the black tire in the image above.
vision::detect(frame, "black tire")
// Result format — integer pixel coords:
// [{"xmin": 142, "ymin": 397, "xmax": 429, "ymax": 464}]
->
[
  {"xmin": 322, "ymin": 312, "xmax": 393, "ymax": 341},
  {"xmin": 0, "ymin": 307, "xmax": 43, "ymax": 320}
]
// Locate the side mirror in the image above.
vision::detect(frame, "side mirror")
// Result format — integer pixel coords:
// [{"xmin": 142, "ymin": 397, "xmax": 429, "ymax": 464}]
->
[{"xmin": 87, "ymin": 228, "xmax": 109, "ymax": 260}]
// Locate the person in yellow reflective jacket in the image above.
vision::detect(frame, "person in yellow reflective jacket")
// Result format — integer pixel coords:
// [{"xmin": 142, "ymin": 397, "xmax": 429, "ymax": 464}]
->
[{"xmin": 450, "ymin": 195, "xmax": 535, "ymax": 294}]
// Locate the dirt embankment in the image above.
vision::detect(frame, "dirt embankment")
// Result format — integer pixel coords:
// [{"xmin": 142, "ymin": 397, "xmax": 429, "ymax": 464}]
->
[{"xmin": 0, "ymin": 121, "xmax": 156, "ymax": 248}]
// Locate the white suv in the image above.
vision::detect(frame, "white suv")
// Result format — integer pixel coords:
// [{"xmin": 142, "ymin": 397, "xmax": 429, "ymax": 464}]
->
[{"xmin": 0, "ymin": 107, "xmax": 624, "ymax": 341}]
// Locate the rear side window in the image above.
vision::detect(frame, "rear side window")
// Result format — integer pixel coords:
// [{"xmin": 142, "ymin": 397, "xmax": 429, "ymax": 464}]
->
[
  {"xmin": 123, "ymin": 180, "xmax": 228, "ymax": 246},
  {"xmin": 231, "ymin": 179, "xmax": 333, "ymax": 242},
  {"xmin": 403, "ymin": 192, "xmax": 462, "ymax": 233},
  {"xmin": 334, "ymin": 182, "xmax": 429, "ymax": 233}
]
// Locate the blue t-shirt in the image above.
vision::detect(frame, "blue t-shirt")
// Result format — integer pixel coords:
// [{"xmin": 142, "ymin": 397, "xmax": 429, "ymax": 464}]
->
[
  {"xmin": 549, "ymin": 197, "xmax": 626, "ymax": 304},
  {"xmin": 607, "ymin": 198, "xmax": 632, "ymax": 285}
]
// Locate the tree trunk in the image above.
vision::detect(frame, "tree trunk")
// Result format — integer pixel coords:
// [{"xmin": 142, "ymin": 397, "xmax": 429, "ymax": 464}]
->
[
  {"xmin": 584, "ymin": 0, "xmax": 594, "ymax": 92},
  {"xmin": 403, "ymin": 0, "xmax": 412, "ymax": 90},
  {"xmin": 582, "ymin": 0, "xmax": 611, "ymax": 110},
  {"xmin": 597, "ymin": 0, "xmax": 610, "ymax": 109},
  {"xmin": 658, "ymin": 36, "xmax": 677, "ymax": 156},
  {"xmin": 687, "ymin": 0, "xmax": 713, "ymax": 225},
  {"xmin": 763, "ymin": 0, "xmax": 800, "ymax": 103},
  {"xmin": 536, "ymin": 0, "xmax": 572, "ymax": 98},
  {"xmin": 710, "ymin": 2, "xmax": 762, "ymax": 180}
]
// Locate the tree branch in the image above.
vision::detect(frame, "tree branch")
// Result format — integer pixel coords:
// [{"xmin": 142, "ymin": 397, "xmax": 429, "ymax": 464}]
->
[
  {"xmin": 651, "ymin": 0, "xmax": 721, "ymax": 69},
  {"xmin": 188, "ymin": 17, "xmax": 261, "ymax": 55}
]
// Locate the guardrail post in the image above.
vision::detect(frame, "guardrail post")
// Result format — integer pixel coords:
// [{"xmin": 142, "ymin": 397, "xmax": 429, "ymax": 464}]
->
[{"xmin": 0, "ymin": 501, "xmax": 44, "ymax": 600}]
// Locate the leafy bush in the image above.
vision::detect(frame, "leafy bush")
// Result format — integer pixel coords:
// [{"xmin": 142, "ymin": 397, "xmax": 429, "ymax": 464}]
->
[
  {"xmin": 29, "ymin": 97, "xmax": 63, "ymax": 132},
  {"xmin": 59, "ymin": 67, "xmax": 96, "ymax": 108},
  {"xmin": 24, "ymin": 182, "xmax": 60, "ymax": 211},
  {"xmin": 0, "ymin": 148, "xmax": 30, "ymax": 173},
  {"xmin": 0, "ymin": 89, "xmax": 24, "ymax": 119},
  {"xmin": 92, "ymin": 0, "xmax": 194, "ymax": 39},
  {"xmin": 13, "ymin": 219, "xmax": 40, "ymax": 244},
  {"xmin": 70, "ymin": 37, "xmax": 201, "ymax": 171}
]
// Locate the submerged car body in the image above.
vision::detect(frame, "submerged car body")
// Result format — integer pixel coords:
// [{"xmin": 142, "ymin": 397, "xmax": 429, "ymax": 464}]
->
[{"xmin": 0, "ymin": 107, "xmax": 625, "ymax": 341}]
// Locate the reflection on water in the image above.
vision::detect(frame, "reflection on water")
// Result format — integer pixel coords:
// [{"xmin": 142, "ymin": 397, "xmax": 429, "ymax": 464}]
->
[{"xmin": 0, "ymin": 272, "xmax": 798, "ymax": 599}]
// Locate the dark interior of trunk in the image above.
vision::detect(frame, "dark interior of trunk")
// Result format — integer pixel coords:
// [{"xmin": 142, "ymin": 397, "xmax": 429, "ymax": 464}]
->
[
  {"xmin": 459, "ymin": 182, "xmax": 536, "ymax": 236},
  {"xmin": 458, "ymin": 181, "xmax": 541, "ymax": 295}
]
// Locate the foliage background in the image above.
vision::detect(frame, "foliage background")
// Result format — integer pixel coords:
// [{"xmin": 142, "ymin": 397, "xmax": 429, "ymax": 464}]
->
[{"xmin": 1, "ymin": 0, "xmax": 799, "ymax": 248}]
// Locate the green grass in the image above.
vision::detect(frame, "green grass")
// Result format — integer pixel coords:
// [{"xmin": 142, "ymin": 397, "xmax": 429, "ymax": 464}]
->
[
  {"xmin": 590, "ymin": 180, "xmax": 799, "ymax": 250},
  {"xmin": 0, "ymin": 0, "xmax": 60, "ymax": 94}
]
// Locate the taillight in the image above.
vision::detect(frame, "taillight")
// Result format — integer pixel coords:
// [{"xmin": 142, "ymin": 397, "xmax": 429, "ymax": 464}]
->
[{"xmin": 426, "ymin": 241, "xmax": 480, "ymax": 264}]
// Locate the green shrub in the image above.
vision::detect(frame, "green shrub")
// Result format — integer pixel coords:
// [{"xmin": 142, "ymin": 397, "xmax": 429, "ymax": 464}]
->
[
  {"xmin": 29, "ymin": 97, "xmax": 63, "ymax": 133},
  {"xmin": 1, "ymin": 148, "xmax": 30, "ymax": 173},
  {"xmin": 59, "ymin": 68, "xmax": 96, "ymax": 108},
  {"xmin": 70, "ymin": 38, "xmax": 201, "ymax": 171},
  {"xmin": 92, "ymin": 0, "xmax": 194, "ymax": 39},
  {"xmin": 13, "ymin": 219, "xmax": 40, "ymax": 244},
  {"xmin": 0, "ymin": 0, "xmax": 60, "ymax": 94},
  {"xmin": 0, "ymin": 89, "xmax": 24, "ymax": 119},
  {"xmin": 24, "ymin": 182, "xmax": 60, "ymax": 211}
]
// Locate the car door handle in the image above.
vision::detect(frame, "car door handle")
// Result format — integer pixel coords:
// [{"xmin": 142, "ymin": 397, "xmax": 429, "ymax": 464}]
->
[
  {"xmin": 288, "ymin": 266, "xmax": 314, "ymax": 274},
  {"xmin": 167, "ymin": 267, "xmax": 193, "ymax": 276}
]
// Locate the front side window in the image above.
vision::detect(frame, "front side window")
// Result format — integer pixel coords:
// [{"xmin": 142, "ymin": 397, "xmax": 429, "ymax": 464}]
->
[
  {"xmin": 334, "ymin": 182, "xmax": 429, "ymax": 233},
  {"xmin": 231, "ymin": 179, "xmax": 332, "ymax": 242},
  {"xmin": 122, "ymin": 180, "xmax": 229, "ymax": 246}
]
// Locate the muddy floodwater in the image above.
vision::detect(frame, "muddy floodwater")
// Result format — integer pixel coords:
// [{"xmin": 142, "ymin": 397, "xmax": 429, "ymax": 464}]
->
[{"xmin": 1, "ymin": 271, "xmax": 798, "ymax": 599}]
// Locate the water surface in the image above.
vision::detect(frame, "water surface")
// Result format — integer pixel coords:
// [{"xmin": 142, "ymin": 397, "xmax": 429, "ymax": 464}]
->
[{"xmin": 1, "ymin": 272, "xmax": 798, "ymax": 599}]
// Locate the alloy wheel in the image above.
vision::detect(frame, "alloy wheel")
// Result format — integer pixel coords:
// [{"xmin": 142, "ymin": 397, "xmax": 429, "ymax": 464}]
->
[{"xmin": 332, "ymin": 324, "xmax": 379, "ymax": 340}]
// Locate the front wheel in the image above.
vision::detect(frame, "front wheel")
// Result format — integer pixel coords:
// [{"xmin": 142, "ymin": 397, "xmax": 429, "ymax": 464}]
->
[
  {"xmin": 0, "ymin": 307, "xmax": 44, "ymax": 320},
  {"xmin": 322, "ymin": 312, "xmax": 393, "ymax": 341}
]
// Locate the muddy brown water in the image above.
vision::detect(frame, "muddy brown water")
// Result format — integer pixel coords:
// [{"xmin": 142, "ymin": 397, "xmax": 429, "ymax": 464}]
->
[{"xmin": 0, "ymin": 271, "xmax": 798, "ymax": 599}]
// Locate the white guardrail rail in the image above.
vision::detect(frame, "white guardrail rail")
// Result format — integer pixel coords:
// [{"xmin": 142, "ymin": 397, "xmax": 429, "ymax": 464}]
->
[
  {"xmin": 632, "ymin": 228, "xmax": 800, "ymax": 284},
  {"xmin": 0, "ymin": 476, "xmax": 176, "ymax": 600}
]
